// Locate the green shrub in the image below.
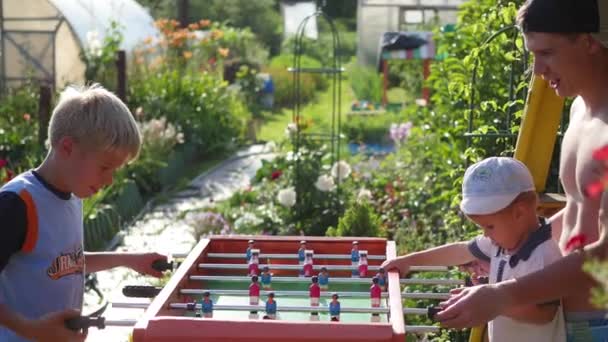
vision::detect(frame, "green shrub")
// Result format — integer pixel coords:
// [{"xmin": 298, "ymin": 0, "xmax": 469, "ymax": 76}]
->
[
  {"xmin": 269, "ymin": 54, "xmax": 328, "ymax": 91},
  {"xmin": 266, "ymin": 66, "xmax": 316, "ymax": 108},
  {"xmin": 128, "ymin": 70, "xmax": 250, "ymax": 154},
  {"xmin": 348, "ymin": 63, "xmax": 383, "ymax": 103},
  {"xmin": 326, "ymin": 200, "xmax": 383, "ymax": 238}
]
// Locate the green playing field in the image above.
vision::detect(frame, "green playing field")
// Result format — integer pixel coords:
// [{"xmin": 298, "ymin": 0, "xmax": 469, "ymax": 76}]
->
[{"xmin": 184, "ymin": 279, "xmax": 388, "ymax": 323}]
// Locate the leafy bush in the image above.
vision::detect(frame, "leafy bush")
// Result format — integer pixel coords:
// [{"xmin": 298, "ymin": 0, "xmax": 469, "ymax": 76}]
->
[
  {"xmin": 265, "ymin": 66, "xmax": 316, "ymax": 108},
  {"xmin": 0, "ymin": 82, "xmax": 45, "ymax": 185},
  {"xmin": 269, "ymin": 54, "xmax": 328, "ymax": 91},
  {"xmin": 80, "ymin": 21, "xmax": 123, "ymax": 89},
  {"xmin": 124, "ymin": 116, "xmax": 184, "ymax": 196},
  {"xmin": 347, "ymin": 63, "xmax": 383, "ymax": 103},
  {"xmin": 326, "ymin": 200, "xmax": 383, "ymax": 238}
]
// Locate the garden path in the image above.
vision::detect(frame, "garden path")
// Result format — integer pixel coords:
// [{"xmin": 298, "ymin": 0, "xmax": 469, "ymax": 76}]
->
[{"xmin": 83, "ymin": 143, "xmax": 276, "ymax": 342}]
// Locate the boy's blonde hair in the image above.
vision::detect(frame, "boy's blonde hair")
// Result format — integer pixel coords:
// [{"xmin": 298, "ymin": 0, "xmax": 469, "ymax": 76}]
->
[{"xmin": 48, "ymin": 84, "xmax": 141, "ymax": 159}]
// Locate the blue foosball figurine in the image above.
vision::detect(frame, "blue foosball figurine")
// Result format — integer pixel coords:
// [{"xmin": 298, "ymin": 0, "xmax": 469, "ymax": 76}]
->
[
  {"xmin": 329, "ymin": 293, "xmax": 340, "ymax": 322},
  {"xmin": 199, "ymin": 291, "xmax": 213, "ymax": 318},
  {"xmin": 264, "ymin": 292, "xmax": 277, "ymax": 320}
]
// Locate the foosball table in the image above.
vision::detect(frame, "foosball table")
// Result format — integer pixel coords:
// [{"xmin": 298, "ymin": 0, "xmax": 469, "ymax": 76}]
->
[{"xmin": 71, "ymin": 236, "xmax": 466, "ymax": 341}]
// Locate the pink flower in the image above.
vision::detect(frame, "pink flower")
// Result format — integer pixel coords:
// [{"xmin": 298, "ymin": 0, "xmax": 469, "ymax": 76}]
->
[
  {"xmin": 23, "ymin": 113, "xmax": 31, "ymax": 121},
  {"xmin": 0, "ymin": 159, "xmax": 7, "ymax": 168}
]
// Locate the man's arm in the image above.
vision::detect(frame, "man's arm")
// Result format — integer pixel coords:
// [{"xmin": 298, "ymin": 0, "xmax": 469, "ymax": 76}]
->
[
  {"xmin": 84, "ymin": 252, "xmax": 166, "ymax": 277},
  {"xmin": 436, "ymin": 244, "xmax": 597, "ymax": 329},
  {"xmin": 548, "ymin": 208, "xmax": 565, "ymax": 244}
]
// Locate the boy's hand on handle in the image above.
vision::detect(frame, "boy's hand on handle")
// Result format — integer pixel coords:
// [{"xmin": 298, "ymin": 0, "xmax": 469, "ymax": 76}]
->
[
  {"xmin": 130, "ymin": 252, "xmax": 168, "ymax": 278},
  {"xmin": 380, "ymin": 257, "xmax": 410, "ymax": 277},
  {"xmin": 27, "ymin": 309, "xmax": 86, "ymax": 342},
  {"xmin": 435, "ymin": 284, "xmax": 505, "ymax": 329}
]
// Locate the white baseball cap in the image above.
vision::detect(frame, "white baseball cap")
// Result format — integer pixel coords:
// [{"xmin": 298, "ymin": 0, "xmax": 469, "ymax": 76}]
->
[{"xmin": 460, "ymin": 157, "xmax": 535, "ymax": 215}]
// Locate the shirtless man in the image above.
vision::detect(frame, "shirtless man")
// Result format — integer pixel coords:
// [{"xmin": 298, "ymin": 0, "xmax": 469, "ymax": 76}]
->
[{"xmin": 435, "ymin": 1, "xmax": 608, "ymax": 340}]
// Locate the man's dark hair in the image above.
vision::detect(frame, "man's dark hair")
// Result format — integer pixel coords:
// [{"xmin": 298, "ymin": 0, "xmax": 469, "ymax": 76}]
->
[{"xmin": 517, "ymin": 0, "xmax": 599, "ymax": 34}]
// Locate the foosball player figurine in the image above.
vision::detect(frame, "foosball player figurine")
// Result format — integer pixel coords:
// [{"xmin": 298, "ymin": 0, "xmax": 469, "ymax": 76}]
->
[
  {"xmin": 310, "ymin": 275, "xmax": 321, "ymax": 321},
  {"xmin": 351, "ymin": 241, "xmax": 360, "ymax": 277},
  {"xmin": 260, "ymin": 266, "xmax": 272, "ymax": 290},
  {"xmin": 246, "ymin": 239, "xmax": 255, "ymax": 262},
  {"xmin": 376, "ymin": 268, "xmax": 387, "ymax": 291},
  {"xmin": 370, "ymin": 276, "xmax": 382, "ymax": 322},
  {"xmin": 249, "ymin": 275, "xmax": 261, "ymax": 319},
  {"xmin": 358, "ymin": 250, "xmax": 368, "ymax": 278},
  {"xmin": 248, "ymin": 249, "xmax": 260, "ymax": 276},
  {"xmin": 329, "ymin": 293, "xmax": 341, "ymax": 322},
  {"xmin": 199, "ymin": 291, "xmax": 213, "ymax": 318},
  {"xmin": 302, "ymin": 250, "xmax": 314, "ymax": 278},
  {"xmin": 298, "ymin": 240, "xmax": 307, "ymax": 276},
  {"xmin": 318, "ymin": 267, "xmax": 329, "ymax": 291},
  {"xmin": 263, "ymin": 292, "xmax": 277, "ymax": 320}
]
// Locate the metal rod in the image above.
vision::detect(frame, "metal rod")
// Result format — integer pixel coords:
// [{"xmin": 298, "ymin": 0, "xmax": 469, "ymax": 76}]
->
[
  {"xmin": 180, "ymin": 289, "xmax": 389, "ymax": 298},
  {"xmin": 406, "ymin": 325, "xmax": 440, "ymax": 333},
  {"xmin": 198, "ymin": 263, "xmax": 444, "ymax": 272},
  {"xmin": 111, "ymin": 302, "xmax": 431, "ymax": 316},
  {"xmin": 401, "ymin": 292, "xmax": 450, "ymax": 300},
  {"xmin": 202, "ymin": 253, "xmax": 387, "ymax": 261},
  {"xmin": 190, "ymin": 275, "xmax": 464, "ymax": 286},
  {"xmin": 170, "ymin": 303, "xmax": 392, "ymax": 314},
  {"xmin": 104, "ymin": 319, "xmax": 138, "ymax": 327}
]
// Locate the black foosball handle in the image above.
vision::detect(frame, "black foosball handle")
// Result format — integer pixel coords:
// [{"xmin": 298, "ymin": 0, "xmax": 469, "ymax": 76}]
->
[
  {"xmin": 123, "ymin": 285, "xmax": 163, "ymax": 298},
  {"xmin": 152, "ymin": 259, "xmax": 174, "ymax": 272},
  {"xmin": 427, "ymin": 306, "xmax": 441, "ymax": 322},
  {"xmin": 65, "ymin": 316, "xmax": 106, "ymax": 332}
]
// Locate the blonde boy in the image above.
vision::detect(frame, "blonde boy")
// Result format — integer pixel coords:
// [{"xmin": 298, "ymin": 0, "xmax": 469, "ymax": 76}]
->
[{"xmin": 0, "ymin": 85, "xmax": 166, "ymax": 342}]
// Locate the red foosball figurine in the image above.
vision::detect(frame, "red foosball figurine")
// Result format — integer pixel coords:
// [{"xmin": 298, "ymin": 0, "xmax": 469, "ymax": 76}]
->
[
  {"xmin": 309, "ymin": 275, "xmax": 321, "ymax": 306},
  {"xmin": 358, "ymin": 250, "xmax": 368, "ymax": 278},
  {"xmin": 370, "ymin": 277, "xmax": 382, "ymax": 307},
  {"xmin": 249, "ymin": 275, "xmax": 260, "ymax": 305},
  {"xmin": 248, "ymin": 249, "xmax": 260, "ymax": 276}
]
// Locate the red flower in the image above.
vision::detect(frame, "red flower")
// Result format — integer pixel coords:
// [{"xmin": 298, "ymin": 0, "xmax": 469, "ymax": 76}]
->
[
  {"xmin": 565, "ymin": 234, "xmax": 587, "ymax": 253},
  {"xmin": 585, "ymin": 176, "xmax": 608, "ymax": 199},
  {"xmin": 270, "ymin": 170, "xmax": 282, "ymax": 180},
  {"xmin": 592, "ymin": 145, "xmax": 608, "ymax": 161},
  {"xmin": 0, "ymin": 159, "xmax": 6, "ymax": 168}
]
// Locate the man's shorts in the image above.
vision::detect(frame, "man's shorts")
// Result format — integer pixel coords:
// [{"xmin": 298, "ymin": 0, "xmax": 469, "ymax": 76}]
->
[{"xmin": 566, "ymin": 311, "xmax": 608, "ymax": 342}]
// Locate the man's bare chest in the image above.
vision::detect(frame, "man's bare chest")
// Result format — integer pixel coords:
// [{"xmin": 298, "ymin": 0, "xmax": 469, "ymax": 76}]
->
[{"xmin": 560, "ymin": 117, "xmax": 608, "ymax": 201}]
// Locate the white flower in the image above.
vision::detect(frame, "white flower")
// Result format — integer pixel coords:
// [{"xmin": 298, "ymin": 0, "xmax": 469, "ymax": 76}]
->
[
  {"xmin": 86, "ymin": 30, "xmax": 103, "ymax": 57},
  {"xmin": 234, "ymin": 212, "xmax": 263, "ymax": 231},
  {"xmin": 315, "ymin": 174, "xmax": 335, "ymax": 192},
  {"xmin": 357, "ymin": 188, "xmax": 373, "ymax": 202},
  {"xmin": 331, "ymin": 160, "xmax": 351, "ymax": 181},
  {"xmin": 86, "ymin": 30, "xmax": 99, "ymax": 44},
  {"xmin": 277, "ymin": 187, "xmax": 296, "ymax": 207},
  {"xmin": 285, "ymin": 123, "xmax": 298, "ymax": 137}
]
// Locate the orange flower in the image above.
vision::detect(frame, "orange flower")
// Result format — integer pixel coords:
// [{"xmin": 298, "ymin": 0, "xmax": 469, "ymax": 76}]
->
[
  {"xmin": 211, "ymin": 29, "xmax": 224, "ymax": 40},
  {"xmin": 182, "ymin": 51, "xmax": 193, "ymax": 60},
  {"xmin": 143, "ymin": 36, "xmax": 153, "ymax": 45},
  {"xmin": 188, "ymin": 23, "xmax": 200, "ymax": 30},
  {"xmin": 218, "ymin": 48, "xmax": 229, "ymax": 57},
  {"xmin": 199, "ymin": 19, "xmax": 211, "ymax": 28}
]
